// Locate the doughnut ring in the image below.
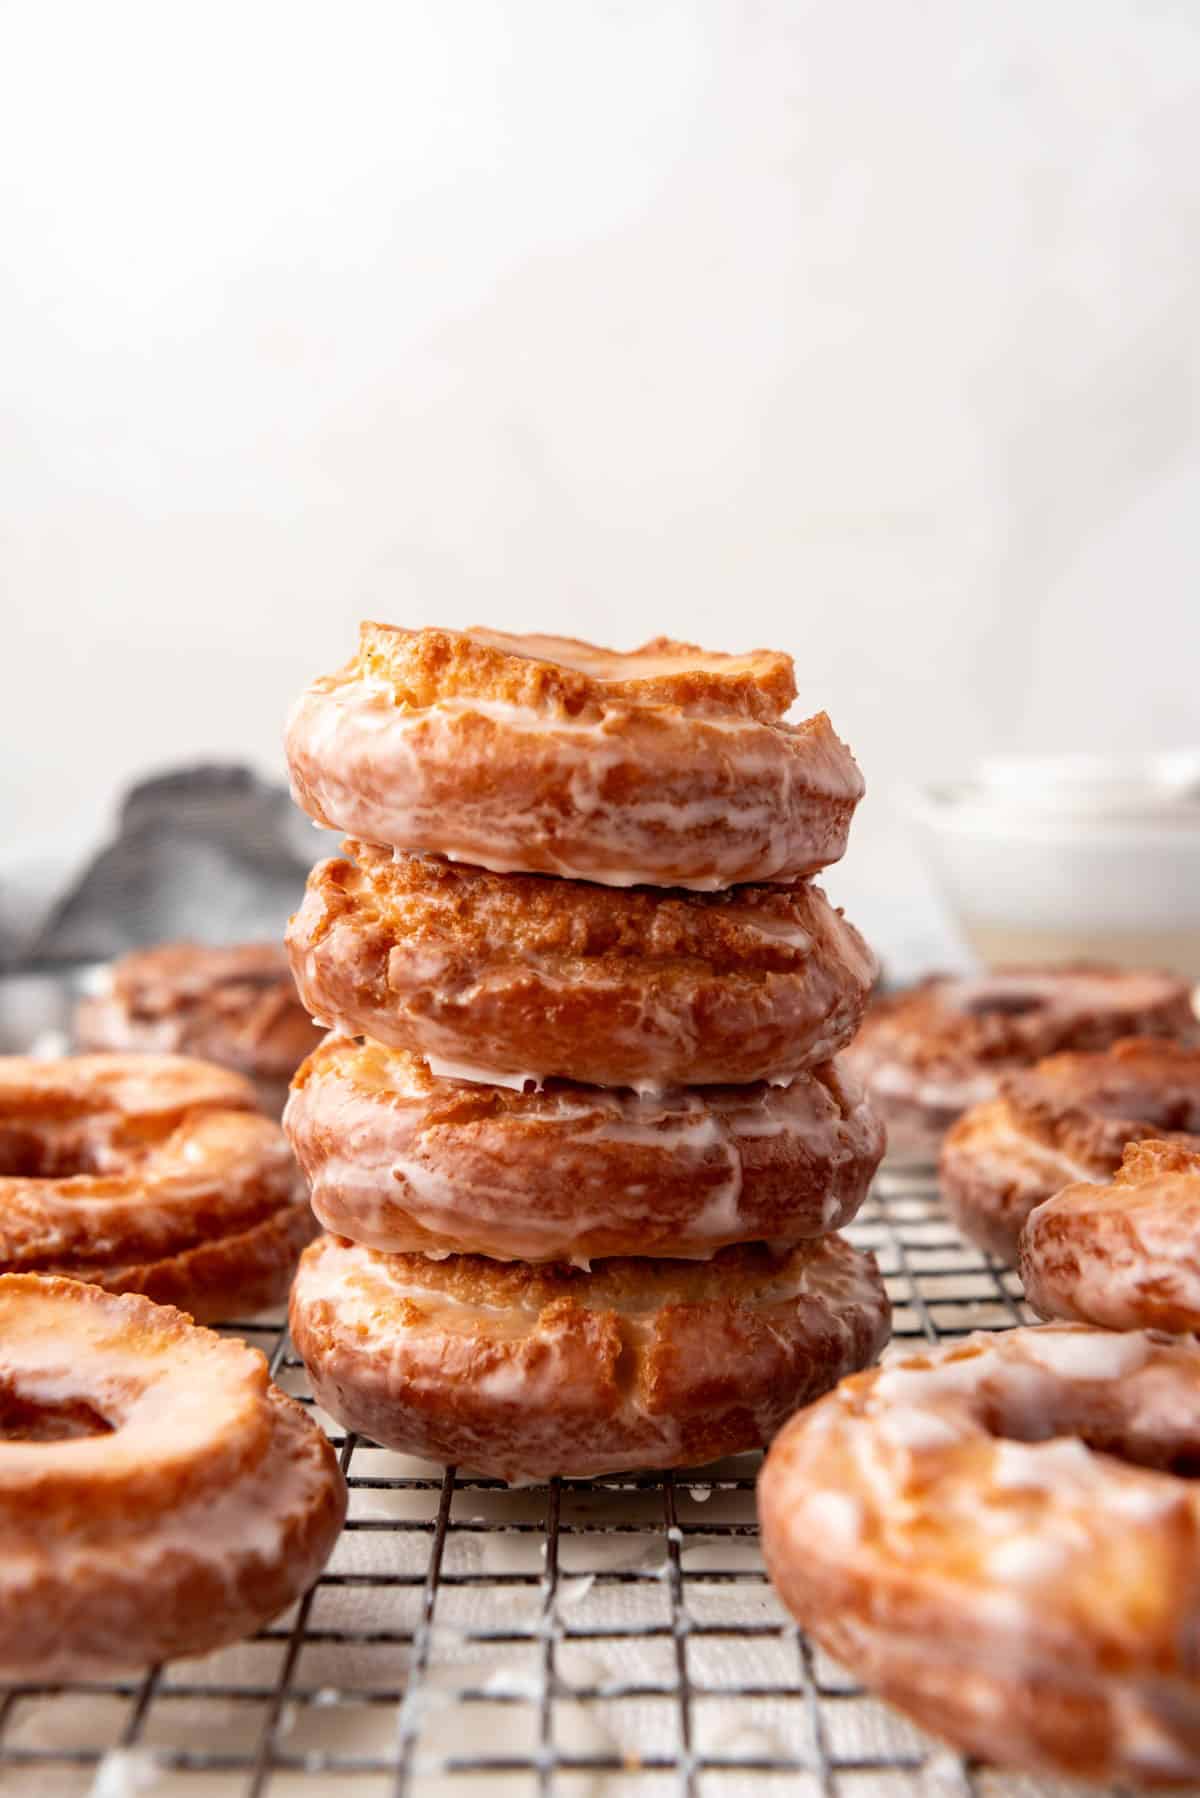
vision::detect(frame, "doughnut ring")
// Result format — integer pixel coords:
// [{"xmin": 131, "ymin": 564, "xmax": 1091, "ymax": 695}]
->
[
  {"xmin": 941, "ymin": 1038, "xmax": 1200, "ymax": 1262},
  {"xmin": 844, "ymin": 967, "xmax": 1196, "ymax": 1164},
  {"xmin": 0, "ymin": 1274, "xmax": 345, "ymax": 1679},
  {"xmin": 760, "ymin": 1324, "xmax": 1200, "ymax": 1789},
  {"xmin": 0, "ymin": 1054, "xmax": 317, "ymax": 1320},
  {"xmin": 287, "ymin": 843, "xmax": 877, "ymax": 1090},
  {"xmin": 284, "ymin": 1037, "xmax": 885, "ymax": 1264},
  {"xmin": 290, "ymin": 1233, "xmax": 890, "ymax": 1483},
  {"xmin": 76, "ymin": 941, "xmax": 323, "ymax": 1116},
  {"xmin": 62, "ymin": 1200, "xmax": 323, "ymax": 1321},
  {"xmin": 284, "ymin": 623, "xmax": 865, "ymax": 889},
  {"xmin": 1021, "ymin": 1139, "xmax": 1200, "ymax": 1333}
]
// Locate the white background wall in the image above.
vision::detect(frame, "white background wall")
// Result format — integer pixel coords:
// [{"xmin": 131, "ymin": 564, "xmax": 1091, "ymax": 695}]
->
[{"xmin": 2, "ymin": 1, "xmax": 1198, "ymax": 962}]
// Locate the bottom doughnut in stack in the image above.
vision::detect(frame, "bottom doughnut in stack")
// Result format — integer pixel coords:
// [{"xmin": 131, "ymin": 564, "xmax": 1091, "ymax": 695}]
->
[{"xmin": 290, "ymin": 1232, "xmax": 890, "ymax": 1483}]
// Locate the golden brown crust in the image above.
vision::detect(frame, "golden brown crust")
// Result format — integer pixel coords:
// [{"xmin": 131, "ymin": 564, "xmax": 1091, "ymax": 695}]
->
[
  {"xmin": 0, "ymin": 1275, "xmax": 345, "ymax": 1678},
  {"xmin": 846, "ymin": 967, "xmax": 1197, "ymax": 1163},
  {"xmin": 759, "ymin": 1324, "xmax": 1200, "ymax": 1789},
  {"xmin": 284, "ymin": 1037, "xmax": 882, "ymax": 1261},
  {"xmin": 76, "ymin": 941, "xmax": 321, "ymax": 1103},
  {"xmin": 0, "ymin": 1053, "xmax": 313, "ymax": 1320},
  {"xmin": 285, "ymin": 624, "xmax": 864, "ymax": 888},
  {"xmin": 1021, "ymin": 1138, "xmax": 1200, "ymax": 1333},
  {"xmin": 73, "ymin": 1198, "xmax": 320, "ymax": 1322},
  {"xmin": 358, "ymin": 623, "xmax": 798, "ymax": 721},
  {"xmin": 937, "ymin": 1099, "xmax": 1052, "ymax": 1260},
  {"xmin": 0, "ymin": 1274, "xmax": 267, "ymax": 1524},
  {"xmin": 0, "ymin": 1051, "xmax": 256, "ymax": 1123},
  {"xmin": 287, "ymin": 846, "xmax": 876, "ymax": 1087},
  {"xmin": 289, "ymin": 1234, "xmax": 890, "ymax": 1482},
  {"xmin": 941, "ymin": 1038, "xmax": 1200, "ymax": 1263}
]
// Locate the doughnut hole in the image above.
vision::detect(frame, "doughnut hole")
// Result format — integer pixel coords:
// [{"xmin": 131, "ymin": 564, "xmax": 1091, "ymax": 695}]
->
[
  {"xmin": 1084, "ymin": 1087, "xmax": 1200, "ymax": 1134},
  {"xmin": 0, "ymin": 1116, "xmax": 174, "ymax": 1179},
  {"xmin": 0, "ymin": 1124, "xmax": 107, "ymax": 1179},
  {"xmin": 979, "ymin": 1371, "xmax": 1200, "ymax": 1477},
  {"xmin": 0, "ymin": 1380, "xmax": 113, "ymax": 1442},
  {"xmin": 959, "ymin": 987, "xmax": 1048, "ymax": 1018}
]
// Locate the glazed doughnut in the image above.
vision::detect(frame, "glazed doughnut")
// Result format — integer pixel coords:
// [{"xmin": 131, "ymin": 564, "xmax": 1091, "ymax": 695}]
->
[
  {"xmin": 284, "ymin": 623, "xmax": 864, "ymax": 889},
  {"xmin": 760, "ymin": 1324, "xmax": 1200, "ymax": 1789},
  {"xmin": 62, "ymin": 1200, "xmax": 322, "ymax": 1320},
  {"xmin": 0, "ymin": 1275, "xmax": 345, "ymax": 1679},
  {"xmin": 284, "ymin": 1036, "xmax": 884, "ymax": 1264},
  {"xmin": 290, "ymin": 1233, "xmax": 890, "ymax": 1482},
  {"xmin": 941, "ymin": 1037, "xmax": 1200, "ymax": 1262},
  {"xmin": 1021, "ymin": 1139, "xmax": 1200, "ymax": 1333},
  {"xmin": 0, "ymin": 1054, "xmax": 316, "ymax": 1321},
  {"xmin": 844, "ymin": 966, "xmax": 1196, "ymax": 1164},
  {"xmin": 76, "ymin": 941, "xmax": 322, "ymax": 1116},
  {"xmin": 287, "ymin": 843, "xmax": 876, "ymax": 1090}
]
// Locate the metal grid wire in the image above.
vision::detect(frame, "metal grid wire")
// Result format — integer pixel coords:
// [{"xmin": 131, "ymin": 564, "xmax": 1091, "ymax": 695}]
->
[{"xmin": 0, "ymin": 1171, "xmax": 1112, "ymax": 1798}]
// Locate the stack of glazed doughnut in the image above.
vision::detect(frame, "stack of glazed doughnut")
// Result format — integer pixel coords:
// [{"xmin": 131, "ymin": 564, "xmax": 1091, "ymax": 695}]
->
[{"xmin": 283, "ymin": 623, "xmax": 891, "ymax": 1482}]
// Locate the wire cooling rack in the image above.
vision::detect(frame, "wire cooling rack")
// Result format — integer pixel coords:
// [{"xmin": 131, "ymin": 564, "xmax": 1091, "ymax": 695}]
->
[{"xmin": 1, "ymin": 1169, "xmax": 1114, "ymax": 1798}]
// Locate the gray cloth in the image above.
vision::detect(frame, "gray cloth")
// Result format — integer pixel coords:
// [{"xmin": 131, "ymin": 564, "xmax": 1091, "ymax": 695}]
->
[{"xmin": 19, "ymin": 764, "xmax": 332, "ymax": 968}]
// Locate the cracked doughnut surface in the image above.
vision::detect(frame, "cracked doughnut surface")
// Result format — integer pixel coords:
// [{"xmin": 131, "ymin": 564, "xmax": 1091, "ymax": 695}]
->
[
  {"xmin": 941, "ymin": 1038, "xmax": 1200, "ymax": 1262},
  {"xmin": 287, "ymin": 844, "xmax": 876, "ymax": 1090},
  {"xmin": 284, "ymin": 1037, "xmax": 884, "ymax": 1263},
  {"xmin": 284, "ymin": 624, "xmax": 864, "ymax": 889},
  {"xmin": 290, "ymin": 1233, "xmax": 890, "ymax": 1483}
]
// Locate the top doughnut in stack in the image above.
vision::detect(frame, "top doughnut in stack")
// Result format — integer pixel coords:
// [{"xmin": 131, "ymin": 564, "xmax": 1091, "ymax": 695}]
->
[{"xmin": 283, "ymin": 624, "xmax": 890, "ymax": 1482}]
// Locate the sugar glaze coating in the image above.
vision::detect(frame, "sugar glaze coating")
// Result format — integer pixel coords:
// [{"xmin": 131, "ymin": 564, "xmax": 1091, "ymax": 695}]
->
[
  {"xmin": 285, "ymin": 624, "xmax": 864, "ymax": 889},
  {"xmin": 285, "ymin": 1037, "xmax": 883, "ymax": 1264},
  {"xmin": 0, "ymin": 1275, "xmax": 345, "ymax": 1678},
  {"xmin": 288, "ymin": 843, "xmax": 876, "ymax": 1090},
  {"xmin": 942, "ymin": 1037, "xmax": 1200, "ymax": 1262},
  {"xmin": 760, "ymin": 1324, "xmax": 1200, "ymax": 1789},
  {"xmin": 1022, "ymin": 1138, "xmax": 1200, "ymax": 1333},
  {"xmin": 291, "ymin": 1233, "xmax": 890, "ymax": 1483}
]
